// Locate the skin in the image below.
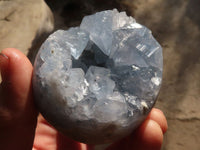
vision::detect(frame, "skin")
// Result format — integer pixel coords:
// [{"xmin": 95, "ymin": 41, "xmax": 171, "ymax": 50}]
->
[{"xmin": 0, "ymin": 48, "xmax": 167, "ymax": 150}]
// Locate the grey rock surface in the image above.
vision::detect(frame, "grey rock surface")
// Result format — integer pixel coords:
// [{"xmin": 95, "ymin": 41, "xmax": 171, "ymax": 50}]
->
[
  {"xmin": 33, "ymin": 9, "xmax": 163, "ymax": 144},
  {"xmin": 0, "ymin": 0, "xmax": 54, "ymax": 57}
]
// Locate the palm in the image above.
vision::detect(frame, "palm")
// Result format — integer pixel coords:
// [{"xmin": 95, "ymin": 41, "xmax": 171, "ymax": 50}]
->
[{"xmin": 0, "ymin": 49, "xmax": 167, "ymax": 150}]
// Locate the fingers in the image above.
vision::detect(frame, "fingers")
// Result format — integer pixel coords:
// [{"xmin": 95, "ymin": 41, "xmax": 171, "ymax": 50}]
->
[
  {"xmin": 0, "ymin": 48, "xmax": 37, "ymax": 150},
  {"xmin": 134, "ymin": 119, "xmax": 163, "ymax": 150},
  {"xmin": 107, "ymin": 108, "xmax": 167, "ymax": 150},
  {"xmin": 132, "ymin": 108, "xmax": 168, "ymax": 150},
  {"xmin": 0, "ymin": 48, "xmax": 33, "ymax": 109},
  {"xmin": 33, "ymin": 115, "xmax": 59, "ymax": 150},
  {"xmin": 33, "ymin": 114, "xmax": 84, "ymax": 150},
  {"xmin": 147, "ymin": 108, "xmax": 168, "ymax": 134}
]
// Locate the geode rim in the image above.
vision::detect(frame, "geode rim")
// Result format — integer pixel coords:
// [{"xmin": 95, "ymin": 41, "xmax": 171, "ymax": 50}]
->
[{"xmin": 33, "ymin": 9, "xmax": 163, "ymax": 144}]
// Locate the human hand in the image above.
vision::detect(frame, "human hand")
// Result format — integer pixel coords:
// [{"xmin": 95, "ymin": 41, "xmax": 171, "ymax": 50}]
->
[{"xmin": 0, "ymin": 48, "xmax": 167, "ymax": 150}]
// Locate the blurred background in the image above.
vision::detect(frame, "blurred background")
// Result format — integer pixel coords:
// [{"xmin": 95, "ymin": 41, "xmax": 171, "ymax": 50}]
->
[{"xmin": 0, "ymin": 0, "xmax": 199, "ymax": 149}]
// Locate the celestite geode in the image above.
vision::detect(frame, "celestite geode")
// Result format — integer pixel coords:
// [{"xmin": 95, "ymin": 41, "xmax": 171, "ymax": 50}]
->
[{"xmin": 33, "ymin": 9, "xmax": 163, "ymax": 144}]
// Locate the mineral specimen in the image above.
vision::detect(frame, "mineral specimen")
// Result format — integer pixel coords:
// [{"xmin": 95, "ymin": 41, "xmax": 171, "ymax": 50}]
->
[{"xmin": 33, "ymin": 9, "xmax": 163, "ymax": 144}]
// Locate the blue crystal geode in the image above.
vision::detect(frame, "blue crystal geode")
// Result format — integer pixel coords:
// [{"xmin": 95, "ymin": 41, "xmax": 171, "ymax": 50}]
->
[{"xmin": 33, "ymin": 9, "xmax": 163, "ymax": 144}]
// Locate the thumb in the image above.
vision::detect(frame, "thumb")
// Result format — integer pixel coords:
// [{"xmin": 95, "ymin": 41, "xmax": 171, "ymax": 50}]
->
[{"xmin": 0, "ymin": 48, "xmax": 38, "ymax": 150}]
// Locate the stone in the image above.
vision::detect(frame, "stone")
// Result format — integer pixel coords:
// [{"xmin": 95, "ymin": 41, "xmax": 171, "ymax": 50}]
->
[
  {"xmin": 0, "ymin": 0, "xmax": 54, "ymax": 56},
  {"xmin": 33, "ymin": 9, "xmax": 163, "ymax": 144},
  {"xmin": 0, "ymin": 0, "xmax": 53, "ymax": 82}
]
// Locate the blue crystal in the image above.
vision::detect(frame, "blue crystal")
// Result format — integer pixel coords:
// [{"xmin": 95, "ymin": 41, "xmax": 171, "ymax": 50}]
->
[{"xmin": 33, "ymin": 9, "xmax": 163, "ymax": 144}]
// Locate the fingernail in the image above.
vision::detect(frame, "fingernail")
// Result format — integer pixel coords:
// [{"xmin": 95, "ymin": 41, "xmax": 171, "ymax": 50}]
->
[
  {"xmin": 0, "ymin": 53, "xmax": 9, "ymax": 79},
  {"xmin": 0, "ymin": 53, "xmax": 8, "ymax": 59},
  {"xmin": 0, "ymin": 53, "xmax": 9, "ymax": 68}
]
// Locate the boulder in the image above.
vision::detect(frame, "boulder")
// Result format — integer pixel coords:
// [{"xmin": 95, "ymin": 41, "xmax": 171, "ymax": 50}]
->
[{"xmin": 0, "ymin": 0, "xmax": 54, "ymax": 61}]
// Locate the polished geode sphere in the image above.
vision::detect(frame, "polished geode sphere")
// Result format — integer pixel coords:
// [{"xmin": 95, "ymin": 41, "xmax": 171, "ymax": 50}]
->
[{"xmin": 33, "ymin": 9, "xmax": 163, "ymax": 144}]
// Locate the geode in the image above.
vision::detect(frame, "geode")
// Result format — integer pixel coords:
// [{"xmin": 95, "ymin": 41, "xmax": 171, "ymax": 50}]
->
[{"xmin": 33, "ymin": 9, "xmax": 163, "ymax": 144}]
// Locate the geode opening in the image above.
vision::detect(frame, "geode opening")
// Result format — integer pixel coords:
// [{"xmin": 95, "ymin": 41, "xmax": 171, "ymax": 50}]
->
[{"xmin": 33, "ymin": 9, "xmax": 163, "ymax": 144}]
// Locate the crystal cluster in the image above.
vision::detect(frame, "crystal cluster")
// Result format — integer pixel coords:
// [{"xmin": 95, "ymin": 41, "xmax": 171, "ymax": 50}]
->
[{"xmin": 33, "ymin": 9, "xmax": 163, "ymax": 144}]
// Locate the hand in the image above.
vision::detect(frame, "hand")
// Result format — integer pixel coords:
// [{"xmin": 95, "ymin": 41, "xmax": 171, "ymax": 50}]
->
[{"xmin": 0, "ymin": 48, "xmax": 167, "ymax": 150}]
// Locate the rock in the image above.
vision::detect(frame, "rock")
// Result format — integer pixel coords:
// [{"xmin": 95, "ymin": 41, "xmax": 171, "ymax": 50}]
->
[
  {"xmin": 0, "ymin": 0, "xmax": 54, "ymax": 58},
  {"xmin": 33, "ymin": 9, "xmax": 163, "ymax": 144}
]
